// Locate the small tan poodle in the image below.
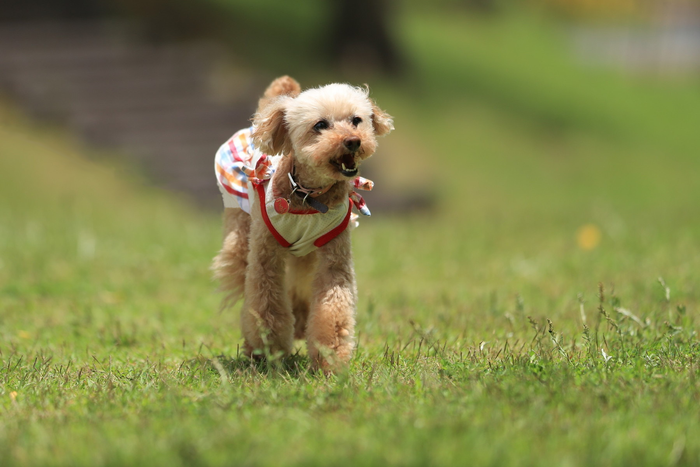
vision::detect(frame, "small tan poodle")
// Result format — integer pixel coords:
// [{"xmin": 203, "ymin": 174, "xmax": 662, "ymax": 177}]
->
[{"xmin": 212, "ymin": 76, "xmax": 393, "ymax": 371}]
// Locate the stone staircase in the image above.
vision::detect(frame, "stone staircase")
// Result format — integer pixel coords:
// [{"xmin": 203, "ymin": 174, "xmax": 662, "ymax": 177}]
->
[{"xmin": 0, "ymin": 19, "xmax": 255, "ymax": 208}]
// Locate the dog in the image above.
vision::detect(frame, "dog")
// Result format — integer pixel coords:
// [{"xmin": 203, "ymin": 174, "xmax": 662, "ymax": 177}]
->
[{"xmin": 212, "ymin": 76, "xmax": 393, "ymax": 371}]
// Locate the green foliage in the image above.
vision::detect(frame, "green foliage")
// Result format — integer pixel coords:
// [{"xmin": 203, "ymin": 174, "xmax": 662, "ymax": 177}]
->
[
  {"xmin": 202, "ymin": 0, "xmax": 333, "ymax": 72},
  {"xmin": 400, "ymin": 8, "xmax": 700, "ymax": 157},
  {"xmin": 2, "ymin": 4, "xmax": 700, "ymax": 466}
]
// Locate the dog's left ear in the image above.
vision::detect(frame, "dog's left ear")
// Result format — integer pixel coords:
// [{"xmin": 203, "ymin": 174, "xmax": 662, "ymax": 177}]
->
[
  {"xmin": 252, "ymin": 96, "xmax": 293, "ymax": 155},
  {"xmin": 371, "ymin": 101, "xmax": 394, "ymax": 136}
]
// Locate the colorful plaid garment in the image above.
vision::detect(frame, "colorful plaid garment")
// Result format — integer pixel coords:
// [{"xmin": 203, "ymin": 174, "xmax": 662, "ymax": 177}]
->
[
  {"xmin": 215, "ymin": 126, "xmax": 374, "ymax": 216},
  {"xmin": 215, "ymin": 127, "xmax": 274, "ymax": 213}
]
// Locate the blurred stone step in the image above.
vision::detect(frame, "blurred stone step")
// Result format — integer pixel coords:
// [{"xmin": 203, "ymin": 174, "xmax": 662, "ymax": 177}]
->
[
  {"xmin": 0, "ymin": 20, "xmax": 260, "ymax": 209},
  {"xmin": 66, "ymin": 92, "xmax": 214, "ymax": 114},
  {"xmin": 73, "ymin": 105, "xmax": 243, "ymax": 129},
  {"xmin": 89, "ymin": 122, "xmax": 239, "ymax": 150}
]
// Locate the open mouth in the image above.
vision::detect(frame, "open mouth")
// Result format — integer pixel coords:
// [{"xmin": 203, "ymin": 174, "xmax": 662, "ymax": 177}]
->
[{"xmin": 331, "ymin": 153, "xmax": 359, "ymax": 178}]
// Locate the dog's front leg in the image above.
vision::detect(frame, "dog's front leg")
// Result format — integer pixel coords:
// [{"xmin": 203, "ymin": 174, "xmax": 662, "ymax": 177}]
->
[
  {"xmin": 306, "ymin": 230, "xmax": 357, "ymax": 372},
  {"xmin": 241, "ymin": 220, "xmax": 294, "ymax": 358}
]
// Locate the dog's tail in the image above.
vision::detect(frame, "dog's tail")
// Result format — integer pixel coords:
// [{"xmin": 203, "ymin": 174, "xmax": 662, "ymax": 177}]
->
[
  {"xmin": 264, "ymin": 75, "xmax": 301, "ymax": 99},
  {"xmin": 257, "ymin": 75, "xmax": 301, "ymax": 111}
]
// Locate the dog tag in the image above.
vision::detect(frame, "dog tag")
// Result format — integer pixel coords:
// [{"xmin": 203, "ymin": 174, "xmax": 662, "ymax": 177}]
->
[{"xmin": 274, "ymin": 197, "xmax": 290, "ymax": 214}]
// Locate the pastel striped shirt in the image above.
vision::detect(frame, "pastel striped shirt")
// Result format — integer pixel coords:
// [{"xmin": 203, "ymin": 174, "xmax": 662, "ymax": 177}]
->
[{"xmin": 215, "ymin": 127, "xmax": 273, "ymax": 212}]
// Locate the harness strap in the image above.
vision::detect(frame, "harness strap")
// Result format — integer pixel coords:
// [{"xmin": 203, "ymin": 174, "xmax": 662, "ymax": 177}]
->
[
  {"xmin": 253, "ymin": 181, "xmax": 291, "ymax": 248},
  {"xmin": 253, "ymin": 180, "xmax": 352, "ymax": 250},
  {"xmin": 314, "ymin": 199, "xmax": 353, "ymax": 248}
]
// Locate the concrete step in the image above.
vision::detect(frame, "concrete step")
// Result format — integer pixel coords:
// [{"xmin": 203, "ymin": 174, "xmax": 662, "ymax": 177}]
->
[{"xmin": 0, "ymin": 18, "xmax": 249, "ymax": 208}]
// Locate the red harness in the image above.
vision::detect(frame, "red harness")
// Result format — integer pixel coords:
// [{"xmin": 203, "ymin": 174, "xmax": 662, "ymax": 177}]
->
[{"xmin": 253, "ymin": 180, "xmax": 354, "ymax": 251}]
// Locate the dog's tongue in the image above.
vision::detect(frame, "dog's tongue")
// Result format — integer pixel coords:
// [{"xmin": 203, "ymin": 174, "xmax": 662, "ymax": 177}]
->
[{"xmin": 340, "ymin": 153, "xmax": 356, "ymax": 169}]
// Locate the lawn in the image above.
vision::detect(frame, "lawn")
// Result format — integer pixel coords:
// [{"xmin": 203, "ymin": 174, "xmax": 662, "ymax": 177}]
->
[{"xmin": 1, "ymin": 5, "xmax": 699, "ymax": 466}]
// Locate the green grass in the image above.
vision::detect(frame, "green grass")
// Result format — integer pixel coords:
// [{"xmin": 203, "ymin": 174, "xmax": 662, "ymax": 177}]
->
[{"xmin": 2, "ymin": 5, "xmax": 700, "ymax": 466}]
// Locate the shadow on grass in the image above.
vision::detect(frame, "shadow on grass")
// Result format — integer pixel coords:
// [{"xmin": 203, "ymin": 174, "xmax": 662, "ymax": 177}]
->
[{"xmin": 185, "ymin": 351, "xmax": 313, "ymax": 379}]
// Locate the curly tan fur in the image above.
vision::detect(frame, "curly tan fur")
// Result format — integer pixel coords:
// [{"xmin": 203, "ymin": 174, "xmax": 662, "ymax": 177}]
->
[
  {"xmin": 211, "ymin": 208, "xmax": 250, "ymax": 308},
  {"xmin": 258, "ymin": 75, "xmax": 301, "ymax": 109},
  {"xmin": 212, "ymin": 76, "xmax": 393, "ymax": 372}
]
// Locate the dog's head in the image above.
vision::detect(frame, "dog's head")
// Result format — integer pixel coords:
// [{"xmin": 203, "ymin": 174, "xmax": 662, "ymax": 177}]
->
[{"xmin": 252, "ymin": 83, "xmax": 393, "ymax": 184}]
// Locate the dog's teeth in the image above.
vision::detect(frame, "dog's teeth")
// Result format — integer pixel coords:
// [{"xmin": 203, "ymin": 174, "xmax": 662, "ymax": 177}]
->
[{"xmin": 342, "ymin": 163, "xmax": 347, "ymax": 170}]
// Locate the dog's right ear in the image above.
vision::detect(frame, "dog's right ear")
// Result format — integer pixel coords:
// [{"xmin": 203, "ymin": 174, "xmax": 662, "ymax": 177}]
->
[
  {"xmin": 252, "ymin": 96, "xmax": 293, "ymax": 156},
  {"xmin": 371, "ymin": 100, "xmax": 394, "ymax": 137}
]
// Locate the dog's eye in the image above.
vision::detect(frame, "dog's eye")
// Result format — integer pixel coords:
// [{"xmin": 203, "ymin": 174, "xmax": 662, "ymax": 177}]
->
[
  {"xmin": 313, "ymin": 120, "xmax": 329, "ymax": 131},
  {"xmin": 352, "ymin": 116, "xmax": 362, "ymax": 127}
]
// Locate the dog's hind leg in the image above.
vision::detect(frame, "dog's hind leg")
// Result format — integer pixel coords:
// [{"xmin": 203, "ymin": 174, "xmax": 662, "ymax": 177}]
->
[
  {"xmin": 306, "ymin": 231, "xmax": 357, "ymax": 372},
  {"xmin": 287, "ymin": 252, "xmax": 319, "ymax": 339},
  {"xmin": 240, "ymin": 221, "xmax": 295, "ymax": 357},
  {"xmin": 212, "ymin": 208, "xmax": 251, "ymax": 308}
]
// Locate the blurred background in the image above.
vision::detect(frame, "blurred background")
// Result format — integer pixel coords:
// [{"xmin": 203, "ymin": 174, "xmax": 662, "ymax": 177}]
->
[{"xmin": 2, "ymin": 0, "xmax": 699, "ymax": 212}]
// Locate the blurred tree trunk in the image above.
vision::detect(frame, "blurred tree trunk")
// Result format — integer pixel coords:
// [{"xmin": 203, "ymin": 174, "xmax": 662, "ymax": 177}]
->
[{"xmin": 328, "ymin": 0, "xmax": 403, "ymax": 75}]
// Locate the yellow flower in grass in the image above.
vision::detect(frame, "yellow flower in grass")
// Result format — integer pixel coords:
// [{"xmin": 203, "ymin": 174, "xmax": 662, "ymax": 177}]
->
[{"xmin": 577, "ymin": 224, "xmax": 601, "ymax": 250}]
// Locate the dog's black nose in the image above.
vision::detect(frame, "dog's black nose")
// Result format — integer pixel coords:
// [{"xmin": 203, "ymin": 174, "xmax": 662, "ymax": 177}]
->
[{"xmin": 343, "ymin": 137, "xmax": 361, "ymax": 152}]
